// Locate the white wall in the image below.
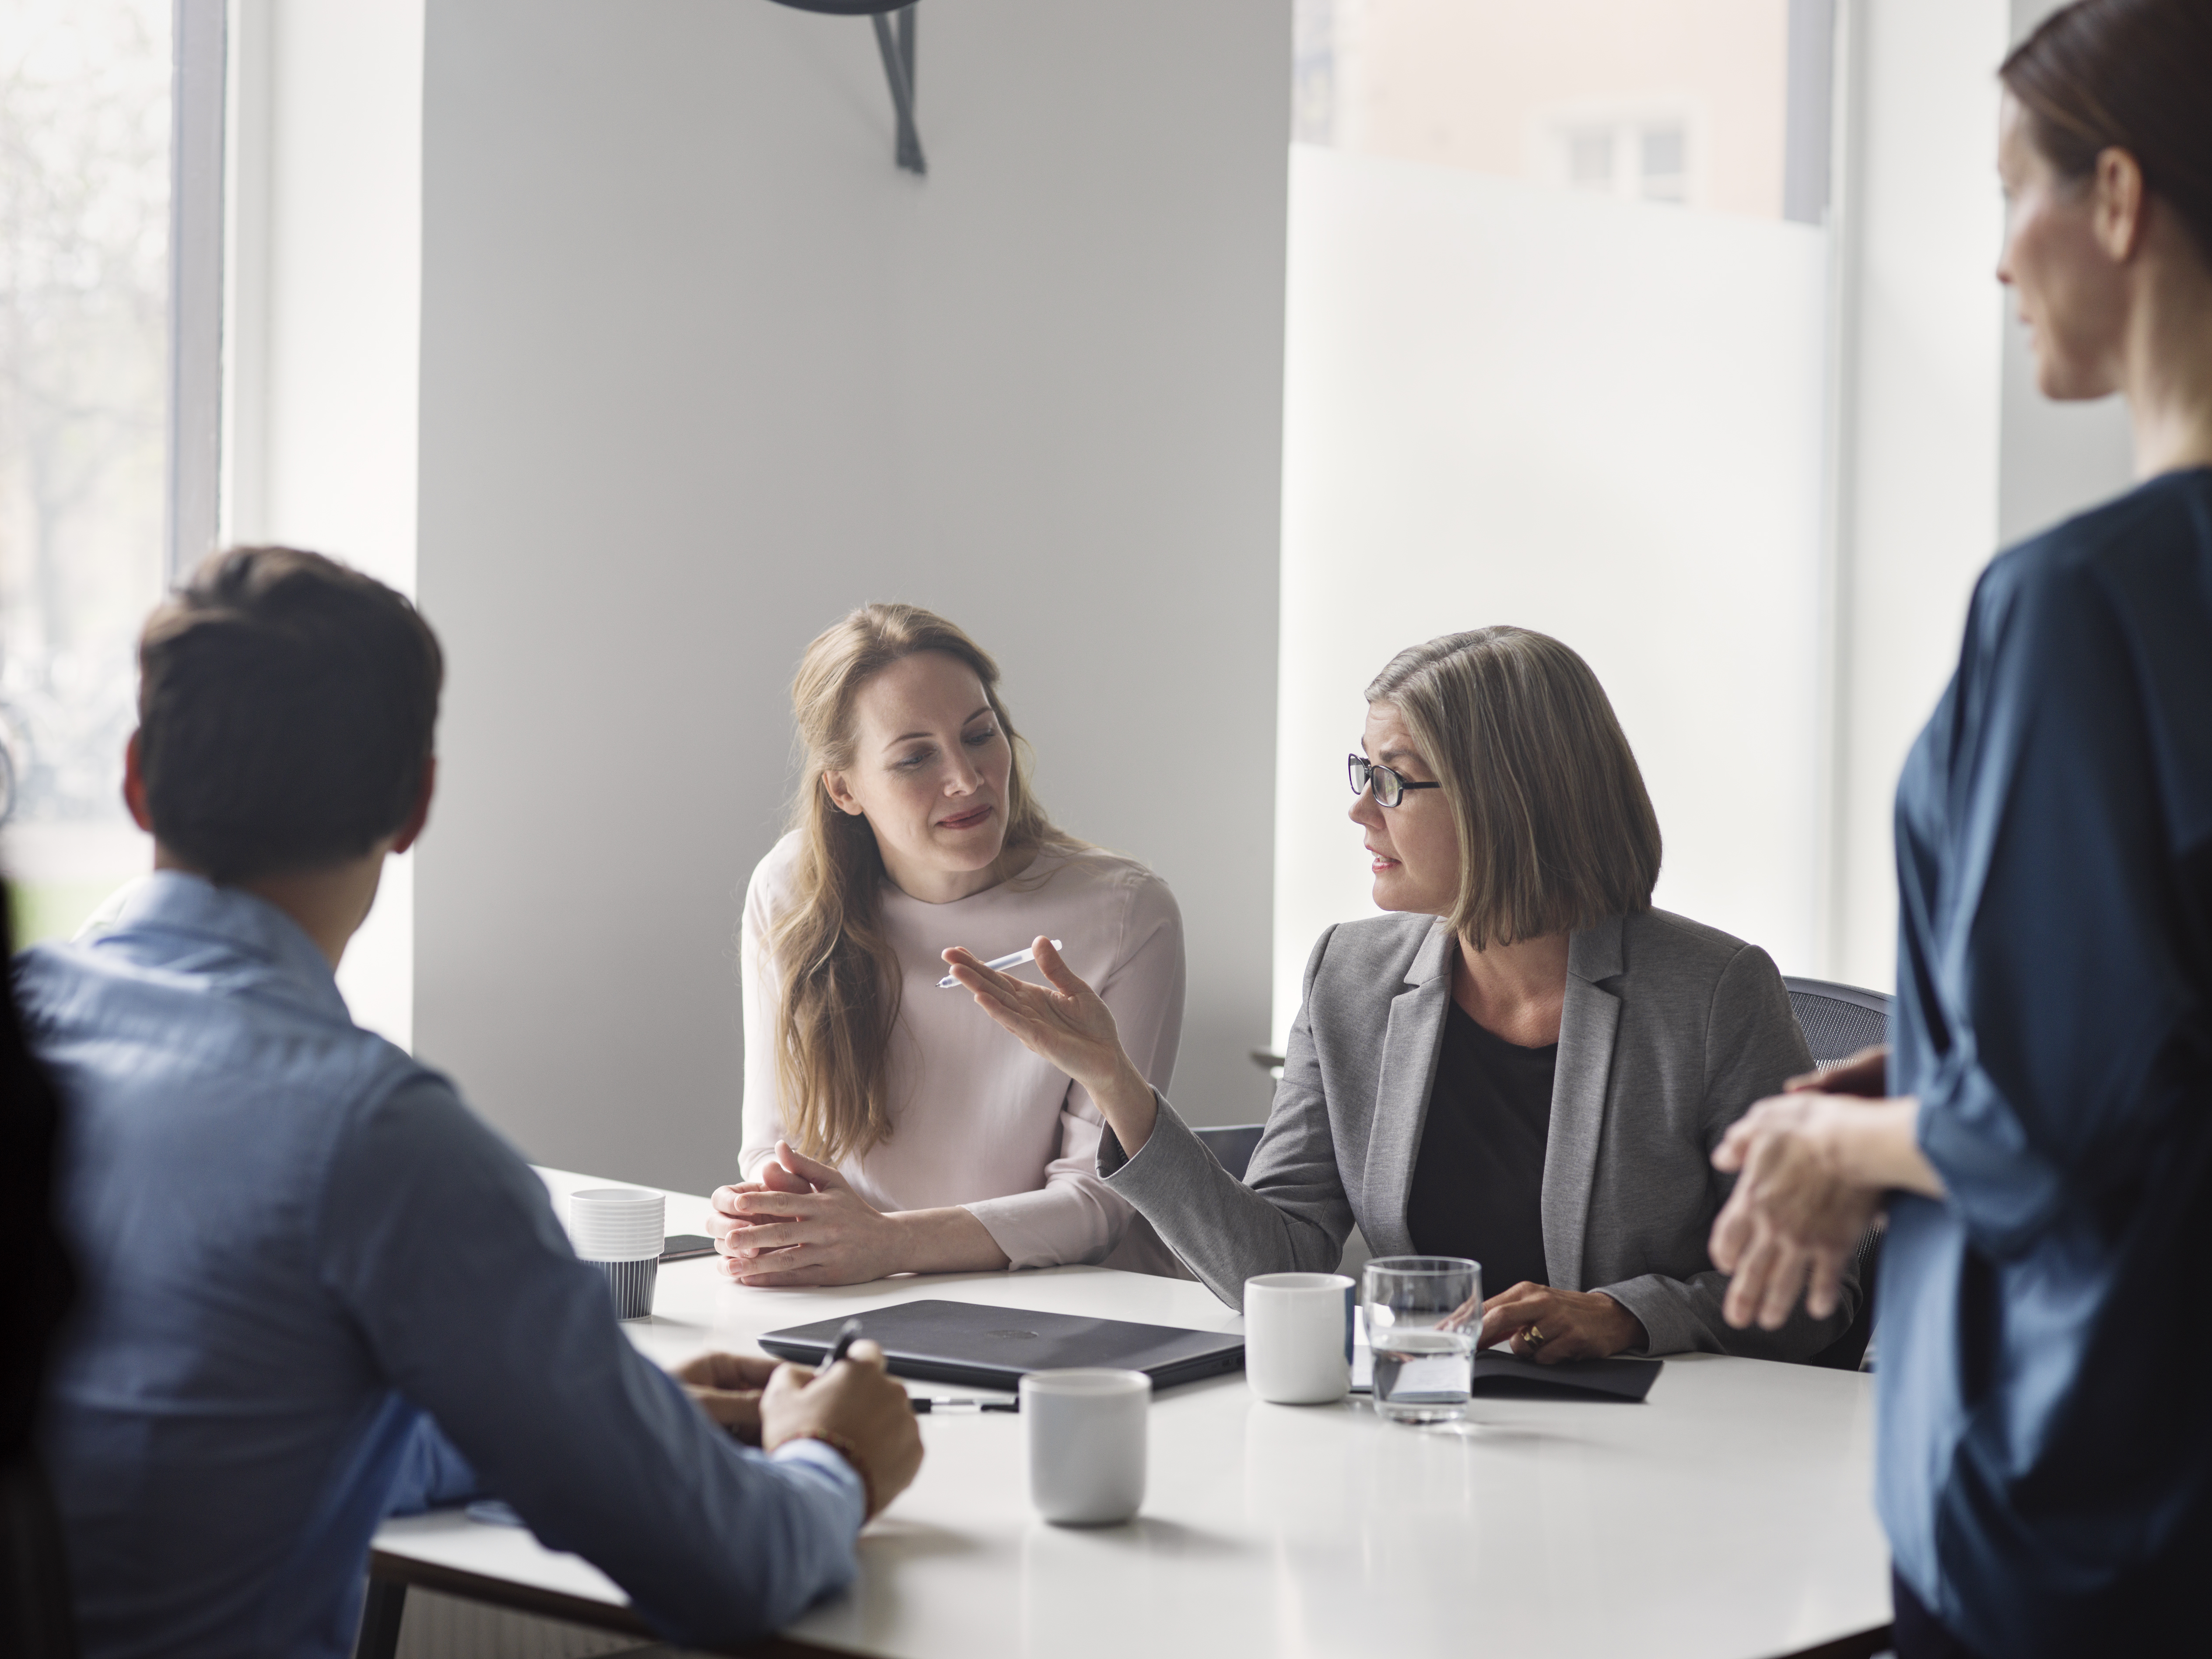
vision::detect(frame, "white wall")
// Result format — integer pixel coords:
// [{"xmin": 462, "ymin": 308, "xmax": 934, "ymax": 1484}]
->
[
  {"xmin": 214, "ymin": 0, "xmax": 2134, "ymax": 1172},
  {"xmin": 1275, "ymin": 147, "xmax": 1829, "ymax": 1039},
  {"xmin": 411, "ymin": 0, "xmax": 1290, "ymax": 1190},
  {"xmin": 222, "ymin": 0, "xmax": 425, "ymax": 1047},
  {"xmin": 1822, "ymin": 0, "xmax": 2010, "ymax": 991},
  {"xmin": 1823, "ymin": 0, "xmax": 2135, "ymax": 992},
  {"xmin": 1998, "ymin": 308, "xmax": 2135, "ymax": 546},
  {"xmin": 1277, "ymin": 0, "xmax": 2137, "ymax": 1016}
]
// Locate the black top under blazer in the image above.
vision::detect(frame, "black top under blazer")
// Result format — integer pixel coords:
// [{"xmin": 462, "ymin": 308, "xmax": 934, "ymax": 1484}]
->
[{"xmin": 1100, "ymin": 907, "xmax": 1855, "ymax": 1360}]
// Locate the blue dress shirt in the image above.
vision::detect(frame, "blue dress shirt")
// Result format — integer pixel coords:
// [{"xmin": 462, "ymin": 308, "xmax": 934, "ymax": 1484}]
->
[
  {"xmin": 1882, "ymin": 468, "xmax": 2212, "ymax": 1655},
  {"xmin": 18, "ymin": 874, "xmax": 865, "ymax": 1659}
]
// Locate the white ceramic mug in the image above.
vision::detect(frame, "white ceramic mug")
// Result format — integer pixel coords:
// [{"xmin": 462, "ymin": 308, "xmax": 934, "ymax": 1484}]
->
[
  {"xmin": 1243, "ymin": 1272, "xmax": 1355, "ymax": 1404},
  {"xmin": 1020, "ymin": 1368, "xmax": 1149, "ymax": 1525}
]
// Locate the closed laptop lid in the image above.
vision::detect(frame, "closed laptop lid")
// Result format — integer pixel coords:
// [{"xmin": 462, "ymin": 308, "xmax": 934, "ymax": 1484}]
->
[{"xmin": 758, "ymin": 1299, "xmax": 1246, "ymax": 1391}]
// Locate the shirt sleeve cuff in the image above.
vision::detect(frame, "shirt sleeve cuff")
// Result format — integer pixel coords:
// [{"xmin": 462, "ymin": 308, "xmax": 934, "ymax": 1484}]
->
[
  {"xmin": 1915, "ymin": 1091, "xmax": 2067, "ymax": 1259},
  {"xmin": 962, "ymin": 1186, "xmax": 1122, "ymax": 1270},
  {"xmin": 770, "ymin": 1438, "xmax": 869, "ymax": 1537},
  {"xmin": 1590, "ymin": 1276, "xmax": 1691, "ymax": 1357},
  {"xmin": 1096, "ymin": 1091, "xmax": 1182, "ymax": 1183}
]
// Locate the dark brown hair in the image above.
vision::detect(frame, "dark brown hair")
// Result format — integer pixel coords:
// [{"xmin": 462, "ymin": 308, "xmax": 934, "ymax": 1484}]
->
[
  {"xmin": 137, "ymin": 547, "xmax": 443, "ymax": 881},
  {"xmin": 2002, "ymin": 0, "xmax": 2212, "ymax": 259},
  {"xmin": 1366, "ymin": 627, "xmax": 1661, "ymax": 950}
]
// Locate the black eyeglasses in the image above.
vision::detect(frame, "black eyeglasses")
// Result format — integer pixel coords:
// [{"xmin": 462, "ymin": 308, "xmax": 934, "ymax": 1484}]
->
[{"xmin": 1347, "ymin": 754, "xmax": 1443, "ymax": 809}]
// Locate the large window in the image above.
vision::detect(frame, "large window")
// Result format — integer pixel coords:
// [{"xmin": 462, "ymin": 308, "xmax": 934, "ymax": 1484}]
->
[
  {"xmin": 0, "ymin": 0, "xmax": 170, "ymax": 941},
  {"xmin": 1276, "ymin": 0, "xmax": 1837, "ymax": 1031}
]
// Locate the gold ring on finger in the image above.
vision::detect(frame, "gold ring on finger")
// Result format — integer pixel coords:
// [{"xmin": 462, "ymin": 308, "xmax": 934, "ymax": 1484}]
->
[{"xmin": 1524, "ymin": 1325, "xmax": 1546, "ymax": 1348}]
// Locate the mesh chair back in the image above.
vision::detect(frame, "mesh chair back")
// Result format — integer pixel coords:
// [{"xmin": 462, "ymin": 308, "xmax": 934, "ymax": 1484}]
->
[
  {"xmin": 1779, "ymin": 977, "xmax": 1893, "ymax": 1371},
  {"xmin": 1784, "ymin": 977, "xmax": 1891, "ymax": 1066},
  {"xmin": 1193, "ymin": 1123, "xmax": 1267, "ymax": 1182}
]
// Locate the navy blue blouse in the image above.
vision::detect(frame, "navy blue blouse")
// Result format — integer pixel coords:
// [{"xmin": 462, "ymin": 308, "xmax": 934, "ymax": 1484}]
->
[{"xmin": 1881, "ymin": 468, "xmax": 2212, "ymax": 1656}]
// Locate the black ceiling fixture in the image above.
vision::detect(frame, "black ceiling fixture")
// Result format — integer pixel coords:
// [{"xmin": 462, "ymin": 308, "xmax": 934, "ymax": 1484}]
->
[{"xmin": 768, "ymin": 1, "xmax": 924, "ymax": 175}]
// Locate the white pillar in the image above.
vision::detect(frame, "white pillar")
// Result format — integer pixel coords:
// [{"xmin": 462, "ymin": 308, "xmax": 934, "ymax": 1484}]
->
[
  {"xmin": 1822, "ymin": 0, "xmax": 2010, "ymax": 990},
  {"xmin": 221, "ymin": 0, "xmax": 426, "ymax": 1048}
]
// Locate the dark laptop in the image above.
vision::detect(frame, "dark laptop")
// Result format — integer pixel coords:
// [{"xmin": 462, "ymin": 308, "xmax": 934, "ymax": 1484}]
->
[{"xmin": 757, "ymin": 1299, "xmax": 1246, "ymax": 1391}]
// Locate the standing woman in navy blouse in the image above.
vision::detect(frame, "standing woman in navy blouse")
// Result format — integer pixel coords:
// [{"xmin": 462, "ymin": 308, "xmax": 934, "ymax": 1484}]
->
[{"xmin": 1707, "ymin": 4, "xmax": 2212, "ymax": 1655}]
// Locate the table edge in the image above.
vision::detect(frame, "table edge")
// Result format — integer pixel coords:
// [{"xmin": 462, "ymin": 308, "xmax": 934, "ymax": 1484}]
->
[
  {"xmin": 368, "ymin": 1547, "xmax": 1887, "ymax": 1659},
  {"xmin": 1773, "ymin": 1627, "xmax": 1893, "ymax": 1659},
  {"xmin": 365, "ymin": 1549, "xmax": 856, "ymax": 1659}
]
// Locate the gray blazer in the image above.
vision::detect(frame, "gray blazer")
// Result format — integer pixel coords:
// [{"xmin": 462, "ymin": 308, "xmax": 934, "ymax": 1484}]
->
[{"xmin": 1100, "ymin": 908, "xmax": 1856, "ymax": 1360}]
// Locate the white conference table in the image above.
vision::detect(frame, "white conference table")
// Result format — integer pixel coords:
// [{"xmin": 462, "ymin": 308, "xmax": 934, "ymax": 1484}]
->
[{"xmin": 368, "ymin": 1169, "xmax": 1892, "ymax": 1659}]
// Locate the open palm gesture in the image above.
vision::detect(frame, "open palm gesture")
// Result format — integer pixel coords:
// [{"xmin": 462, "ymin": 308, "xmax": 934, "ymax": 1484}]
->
[{"xmin": 941, "ymin": 936, "xmax": 1134, "ymax": 1097}]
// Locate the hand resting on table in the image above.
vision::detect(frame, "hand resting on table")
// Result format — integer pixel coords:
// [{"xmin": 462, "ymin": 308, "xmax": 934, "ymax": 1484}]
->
[
  {"xmin": 1461, "ymin": 1282, "xmax": 1649, "ymax": 1363},
  {"xmin": 761, "ymin": 1339, "xmax": 925, "ymax": 1520},
  {"xmin": 710, "ymin": 1140, "xmax": 1010, "ymax": 1286},
  {"xmin": 673, "ymin": 1342, "xmax": 923, "ymax": 1520},
  {"xmin": 673, "ymin": 1350, "xmax": 782, "ymax": 1441}
]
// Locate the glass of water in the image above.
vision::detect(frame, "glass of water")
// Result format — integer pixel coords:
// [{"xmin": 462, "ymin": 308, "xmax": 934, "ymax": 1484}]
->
[{"xmin": 1364, "ymin": 1256, "xmax": 1481, "ymax": 1424}]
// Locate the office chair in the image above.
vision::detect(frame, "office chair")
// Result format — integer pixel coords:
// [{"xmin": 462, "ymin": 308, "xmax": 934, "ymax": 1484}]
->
[
  {"xmin": 1194, "ymin": 1121, "xmax": 1269, "ymax": 1182},
  {"xmin": 1187, "ymin": 1049, "xmax": 1293, "ymax": 1181},
  {"xmin": 1782, "ymin": 977, "xmax": 1894, "ymax": 1372},
  {"xmin": 1783, "ymin": 976, "xmax": 1892, "ymax": 1068}
]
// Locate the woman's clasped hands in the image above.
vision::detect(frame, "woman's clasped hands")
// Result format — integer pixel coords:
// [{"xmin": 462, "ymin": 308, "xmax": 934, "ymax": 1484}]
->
[
  {"xmin": 710, "ymin": 1140, "xmax": 907, "ymax": 1287},
  {"xmin": 1704, "ymin": 1045, "xmax": 1942, "ymax": 1333}
]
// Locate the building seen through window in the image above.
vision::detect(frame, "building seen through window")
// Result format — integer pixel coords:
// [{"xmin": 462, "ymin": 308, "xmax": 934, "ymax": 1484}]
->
[
  {"xmin": 0, "ymin": 0, "xmax": 169, "ymax": 941},
  {"xmin": 1275, "ymin": 0, "xmax": 1837, "ymax": 1028},
  {"xmin": 1292, "ymin": 0, "xmax": 1824, "ymax": 221}
]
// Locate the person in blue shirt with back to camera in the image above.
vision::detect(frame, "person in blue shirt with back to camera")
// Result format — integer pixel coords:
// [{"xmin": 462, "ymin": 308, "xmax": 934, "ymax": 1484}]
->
[
  {"xmin": 1706, "ymin": 3, "xmax": 2212, "ymax": 1655},
  {"xmin": 17, "ymin": 546, "xmax": 922, "ymax": 1659}
]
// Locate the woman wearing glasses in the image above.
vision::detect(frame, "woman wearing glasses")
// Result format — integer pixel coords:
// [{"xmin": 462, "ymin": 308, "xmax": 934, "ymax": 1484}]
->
[
  {"xmin": 950, "ymin": 626, "xmax": 1852, "ymax": 1361},
  {"xmin": 708, "ymin": 603, "xmax": 1185, "ymax": 1284}
]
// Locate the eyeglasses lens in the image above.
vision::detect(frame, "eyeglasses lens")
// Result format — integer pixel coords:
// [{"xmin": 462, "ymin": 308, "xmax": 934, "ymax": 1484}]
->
[{"xmin": 1374, "ymin": 766, "xmax": 1402, "ymax": 807}]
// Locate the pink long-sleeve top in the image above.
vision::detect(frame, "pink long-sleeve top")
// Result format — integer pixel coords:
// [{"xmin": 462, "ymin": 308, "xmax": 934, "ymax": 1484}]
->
[{"xmin": 739, "ymin": 832, "xmax": 1187, "ymax": 1274}]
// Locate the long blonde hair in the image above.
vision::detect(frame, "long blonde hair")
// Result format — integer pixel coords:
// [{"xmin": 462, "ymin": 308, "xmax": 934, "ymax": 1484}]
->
[{"xmin": 769, "ymin": 603, "xmax": 1076, "ymax": 1164}]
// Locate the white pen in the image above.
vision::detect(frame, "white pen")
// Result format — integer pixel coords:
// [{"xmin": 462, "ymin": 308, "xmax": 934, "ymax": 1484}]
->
[{"xmin": 938, "ymin": 940, "xmax": 1064, "ymax": 989}]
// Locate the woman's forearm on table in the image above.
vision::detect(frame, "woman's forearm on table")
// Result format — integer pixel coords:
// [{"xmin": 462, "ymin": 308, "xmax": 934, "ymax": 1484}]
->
[{"xmin": 886, "ymin": 1206, "xmax": 1012, "ymax": 1273}]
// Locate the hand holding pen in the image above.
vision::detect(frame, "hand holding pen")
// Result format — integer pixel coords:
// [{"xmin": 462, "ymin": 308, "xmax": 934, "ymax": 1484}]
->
[
  {"xmin": 938, "ymin": 940, "xmax": 1063, "ymax": 989},
  {"xmin": 942, "ymin": 936, "xmax": 1163, "ymax": 1156},
  {"xmin": 821, "ymin": 1320, "xmax": 1016, "ymax": 1412},
  {"xmin": 758, "ymin": 1320, "xmax": 925, "ymax": 1519}
]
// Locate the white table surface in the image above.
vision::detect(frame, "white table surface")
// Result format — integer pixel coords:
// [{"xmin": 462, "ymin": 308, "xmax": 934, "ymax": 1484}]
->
[{"xmin": 371, "ymin": 1168, "xmax": 1891, "ymax": 1659}]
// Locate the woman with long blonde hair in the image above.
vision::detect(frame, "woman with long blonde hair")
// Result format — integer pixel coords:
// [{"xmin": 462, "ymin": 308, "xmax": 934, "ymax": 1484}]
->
[{"xmin": 709, "ymin": 603, "xmax": 1186, "ymax": 1283}]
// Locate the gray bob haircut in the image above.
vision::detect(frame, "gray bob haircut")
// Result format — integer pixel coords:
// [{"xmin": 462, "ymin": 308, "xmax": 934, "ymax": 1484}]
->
[{"xmin": 1365, "ymin": 627, "xmax": 1661, "ymax": 950}]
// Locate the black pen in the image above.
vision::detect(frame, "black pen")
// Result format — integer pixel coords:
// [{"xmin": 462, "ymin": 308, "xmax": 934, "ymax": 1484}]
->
[
  {"xmin": 823, "ymin": 1318, "xmax": 863, "ymax": 1367},
  {"xmin": 908, "ymin": 1396, "xmax": 1019, "ymax": 1414}
]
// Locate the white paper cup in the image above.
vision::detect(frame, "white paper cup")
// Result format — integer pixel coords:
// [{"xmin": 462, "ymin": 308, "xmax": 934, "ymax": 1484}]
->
[
  {"xmin": 567, "ymin": 1189, "xmax": 665, "ymax": 1261},
  {"xmin": 590, "ymin": 1256, "xmax": 659, "ymax": 1320},
  {"xmin": 1021, "ymin": 1368, "xmax": 1149, "ymax": 1526},
  {"xmin": 1244, "ymin": 1272, "xmax": 1355, "ymax": 1404},
  {"xmin": 567, "ymin": 1190, "xmax": 663, "ymax": 1317}
]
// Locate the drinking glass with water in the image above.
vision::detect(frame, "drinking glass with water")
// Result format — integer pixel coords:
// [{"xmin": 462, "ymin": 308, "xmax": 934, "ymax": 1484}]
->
[{"xmin": 1364, "ymin": 1256, "xmax": 1480, "ymax": 1424}]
